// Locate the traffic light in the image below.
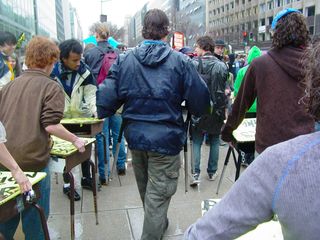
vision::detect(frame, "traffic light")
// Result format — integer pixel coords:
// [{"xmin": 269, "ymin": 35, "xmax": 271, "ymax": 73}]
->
[
  {"xmin": 242, "ymin": 31, "xmax": 248, "ymax": 43},
  {"xmin": 249, "ymin": 32, "xmax": 254, "ymax": 41}
]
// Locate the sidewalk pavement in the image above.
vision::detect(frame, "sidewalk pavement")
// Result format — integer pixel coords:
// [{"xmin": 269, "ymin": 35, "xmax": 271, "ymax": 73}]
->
[{"xmin": 47, "ymin": 144, "xmax": 239, "ymax": 240}]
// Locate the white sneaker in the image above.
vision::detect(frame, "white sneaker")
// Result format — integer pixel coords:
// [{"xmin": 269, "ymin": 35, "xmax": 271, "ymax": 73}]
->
[
  {"xmin": 190, "ymin": 173, "xmax": 200, "ymax": 186},
  {"xmin": 208, "ymin": 172, "xmax": 218, "ymax": 181}
]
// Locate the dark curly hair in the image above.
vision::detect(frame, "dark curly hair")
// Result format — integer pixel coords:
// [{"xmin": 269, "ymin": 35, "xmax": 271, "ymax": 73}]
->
[
  {"xmin": 59, "ymin": 39, "xmax": 83, "ymax": 60},
  {"xmin": 301, "ymin": 40, "xmax": 320, "ymax": 121},
  {"xmin": 196, "ymin": 36, "xmax": 215, "ymax": 53},
  {"xmin": 142, "ymin": 9, "xmax": 169, "ymax": 40},
  {"xmin": 272, "ymin": 12, "xmax": 309, "ymax": 49}
]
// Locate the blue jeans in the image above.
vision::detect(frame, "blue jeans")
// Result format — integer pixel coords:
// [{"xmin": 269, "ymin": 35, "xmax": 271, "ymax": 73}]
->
[
  {"xmin": 192, "ymin": 129, "xmax": 219, "ymax": 175},
  {"xmin": 0, "ymin": 167, "xmax": 50, "ymax": 240},
  {"xmin": 96, "ymin": 114, "xmax": 126, "ymax": 180}
]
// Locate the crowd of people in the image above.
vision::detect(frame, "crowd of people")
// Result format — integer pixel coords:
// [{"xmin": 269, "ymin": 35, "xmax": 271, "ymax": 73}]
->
[{"xmin": 0, "ymin": 6, "xmax": 319, "ymax": 240}]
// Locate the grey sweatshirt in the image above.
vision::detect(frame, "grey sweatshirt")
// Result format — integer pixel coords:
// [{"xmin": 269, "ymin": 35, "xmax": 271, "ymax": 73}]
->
[{"xmin": 184, "ymin": 131, "xmax": 320, "ymax": 240}]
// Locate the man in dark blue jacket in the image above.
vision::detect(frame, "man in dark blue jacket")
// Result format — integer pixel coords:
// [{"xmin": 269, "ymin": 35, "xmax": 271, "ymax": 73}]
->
[{"xmin": 97, "ymin": 9, "xmax": 210, "ymax": 240}]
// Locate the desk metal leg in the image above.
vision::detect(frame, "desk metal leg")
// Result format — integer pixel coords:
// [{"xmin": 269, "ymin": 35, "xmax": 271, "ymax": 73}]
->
[
  {"xmin": 68, "ymin": 172, "xmax": 75, "ymax": 240},
  {"xmin": 89, "ymin": 160, "xmax": 99, "ymax": 225},
  {"xmin": 233, "ymin": 150, "xmax": 241, "ymax": 181},
  {"xmin": 31, "ymin": 203, "xmax": 51, "ymax": 240},
  {"xmin": 101, "ymin": 133, "xmax": 108, "ymax": 183},
  {"xmin": 110, "ymin": 143, "xmax": 121, "ymax": 182},
  {"xmin": 216, "ymin": 146, "xmax": 237, "ymax": 195}
]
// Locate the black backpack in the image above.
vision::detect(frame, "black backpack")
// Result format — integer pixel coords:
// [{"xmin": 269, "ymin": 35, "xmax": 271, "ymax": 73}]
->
[
  {"xmin": 193, "ymin": 57, "xmax": 228, "ymax": 134},
  {"xmin": 198, "ymin": 57, "xmax": 227, "ymax": 113}
]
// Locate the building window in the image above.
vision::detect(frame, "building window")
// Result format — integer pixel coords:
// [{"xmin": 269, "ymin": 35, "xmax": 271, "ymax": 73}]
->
[
  {"xmin": 309, "ymin": 26, "xmax": 314, "ymax": 35},
  {"xmin": 306, "ymin": 6, "xmax": 315, "ymax": 17},
  {"xmin": 268, "ymin": 16, "xmax": 273, "ymax": 25},
  {"xmin": 260, "ymin": 18, "xmax": 265, "ymax": 26},
  {"xmin": 275, "ymin": 0, "xmax": 283, "ymax": 7},
  {"xmin": 259, "ymin": 3, "xmax": 266, "ymax": 12},
  {"xmin": 285, "ymin": 0, "xmax": 291, "ymax": 4},
  {"xmin": 268, "ymin": 1, "xmax": 273, "ymax": 10},
  {"xmin": 254, "ymin": 20, "xmax": 258, "ymax": 28},
  {"xmin": 242, "ymin": 0, "xmax": 245, "ymax": 4},
  {"xmin": 231, "ymin": 2, "xmax": 234, "ymax": 8}
]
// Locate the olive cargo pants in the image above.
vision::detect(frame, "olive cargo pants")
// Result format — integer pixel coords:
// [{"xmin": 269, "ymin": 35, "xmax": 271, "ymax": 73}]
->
[{"xmin": 131, "ymin": 150, "xmax": 181, "ymax": 240}]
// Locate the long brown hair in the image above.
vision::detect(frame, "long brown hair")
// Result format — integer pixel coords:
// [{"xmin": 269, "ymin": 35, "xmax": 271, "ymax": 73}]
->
[{"xmin": 302, "ymin": 40, "xmax": 320, "ymax": 121}]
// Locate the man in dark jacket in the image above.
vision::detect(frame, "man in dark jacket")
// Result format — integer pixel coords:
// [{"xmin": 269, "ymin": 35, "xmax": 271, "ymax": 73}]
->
[
  {"xmin": 221, "ymin": 8, "xmax": 314, "ymax": 154},
  {"xmin": 97, "ymin": 9, "xmax": 210, "ymax": 240},
  {"xmin": 190, "ymin": 36, "xmax": 228, "ymax": 186},
  {"xmin": 84, "ymin": 22, "xmax": 127, "ymax": 184}
]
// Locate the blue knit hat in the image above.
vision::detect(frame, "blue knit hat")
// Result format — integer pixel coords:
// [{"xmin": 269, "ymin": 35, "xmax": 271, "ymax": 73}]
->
[{"xmin": 271, "ymin": 8, "xmax": 301, "ymax": 30}]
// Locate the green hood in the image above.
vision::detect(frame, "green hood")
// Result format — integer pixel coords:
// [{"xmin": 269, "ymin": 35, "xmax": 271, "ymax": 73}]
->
[{"xmin": 247, "ymin": 46, "xmax": 262, "ymax": 64}]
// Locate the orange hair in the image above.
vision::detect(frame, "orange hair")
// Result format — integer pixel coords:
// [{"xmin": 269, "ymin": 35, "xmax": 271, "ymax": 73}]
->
[{"xmin": 25, "ymin": 36, "xmax": 60, "ymax": 69}]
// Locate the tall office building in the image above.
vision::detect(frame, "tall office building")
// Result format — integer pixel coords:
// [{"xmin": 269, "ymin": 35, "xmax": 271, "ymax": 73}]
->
[
  {"xmin": 179, "ymin": 0, "xmax": 206, "ymax": 46},
  {"xmin": 0, "ymin": 0, "xmax": 35, "ymax": 43},
  {"xmin": 55, "ymin": 0, "xmax": 65, "ymax": 42},
  {"xmin": 70, "ymin": 6, "xmax": 83, "ymax": 40},
  {"xmin": 36, "ymin": 0, "xmax": 57, "ymax": 39},
  {"xmin": 207, "ymin": 0, "xmax": 319, "ymax": 50}
]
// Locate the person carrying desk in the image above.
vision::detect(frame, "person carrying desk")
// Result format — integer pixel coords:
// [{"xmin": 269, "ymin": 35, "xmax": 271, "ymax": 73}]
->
[
  {"xmin": 0, "ymin": 121, "xmax": 31, "ymax": 193},
  {"xmin": 221, "ymin": 9, "xmax": 314, "ymax": 154},
  {"xmin": 184, "ymin": 21, "xmax": 320, "ymax": 240},
  {"xmin": 233, "ymin": 46, "xmax": 262, "ymax": 166},
  {"xmin": 0, "ymin": 36, "xmax": 85, "ymax": 240},
  {"xmin": 51, "ymin": 39, "xmax": 97, "ymax": 201}
]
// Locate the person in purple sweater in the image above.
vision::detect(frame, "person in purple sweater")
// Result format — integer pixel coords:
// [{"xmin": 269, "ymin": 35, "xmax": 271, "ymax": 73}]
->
[{"xmin": 184, "ymin": 12, "xmax": 320, "ymax": 240}]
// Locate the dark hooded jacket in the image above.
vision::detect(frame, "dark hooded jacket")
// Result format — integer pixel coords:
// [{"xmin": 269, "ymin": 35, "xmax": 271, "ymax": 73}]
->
[
  {"xmin": 221, "ymin": 46, "xmax": 314, "ymax": 153},
  {"xmin": 97, "ymin": 41, "xmax": 210, "ymax": 155}
]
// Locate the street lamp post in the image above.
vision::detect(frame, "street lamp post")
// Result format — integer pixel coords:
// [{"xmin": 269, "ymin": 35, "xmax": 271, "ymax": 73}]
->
[{"xmin": 100, "ymin": 0, "xmax": 111, "ymax": 15}]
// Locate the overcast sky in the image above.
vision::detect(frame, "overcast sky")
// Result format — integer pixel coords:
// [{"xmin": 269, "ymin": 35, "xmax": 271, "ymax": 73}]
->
[{"xmin": 69, "ymin": 0, "xmax": 149, "ymax": 38}]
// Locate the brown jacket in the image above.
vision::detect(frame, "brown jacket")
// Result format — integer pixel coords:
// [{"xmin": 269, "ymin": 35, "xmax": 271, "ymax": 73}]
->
[
  {"xmin": 0, "ymin": 69, "xmax": 64, "ymax": 171},
  {"xmin": 221, "ymin": 46, "xmax": 314, "ymax": 153}
]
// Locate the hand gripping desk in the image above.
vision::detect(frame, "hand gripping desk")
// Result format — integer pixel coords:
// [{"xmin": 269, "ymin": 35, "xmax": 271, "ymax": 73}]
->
[
  {"xmin": 0, "ymin": 171, "xmax": 49, "ymax": 239},
  {"xmin": 50, "ymin": 136, "xmax": 97, "ymax": 240},
  {"xmin": 216, "ymin": 118, "xmax": 256, "ymax": 194},
  {"xmin": 60, "ymin": 118, "xmax": 106, "ymax": 175}
]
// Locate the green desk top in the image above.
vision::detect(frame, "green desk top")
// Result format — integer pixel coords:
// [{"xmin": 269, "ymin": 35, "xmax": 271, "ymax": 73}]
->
[
  {"xmin": 61, "ymin": 118, "xmax": 103, "ymax": 125},
  {"xmin": 0, "ymin": 171, "xmax": 46, "ymax": 205},
  {"xmin": 50, "ymin": 136, "xmax": 95, "ymax": 158}
]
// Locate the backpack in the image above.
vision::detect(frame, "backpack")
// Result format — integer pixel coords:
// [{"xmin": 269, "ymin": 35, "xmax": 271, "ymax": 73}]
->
[
  {"xmin": 193, "ymin": 57, "xmax": 228, "ymax": 134},
  {"xmin": 96, "ymin": 48, "xmax": 118, "ymax": 85},
  {"xmin": 198, "ymin": 57, "xmax": 227, "ymax": 112}
]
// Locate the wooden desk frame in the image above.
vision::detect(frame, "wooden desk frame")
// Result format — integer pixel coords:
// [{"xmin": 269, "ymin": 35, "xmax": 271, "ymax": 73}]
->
[
  {"xmin": 51, "ymin": 138, "xmax": 98, "ymax": 240},
  {"xmin": 0, "ymin": 182, "xmax": 50, "ymax": 240}
]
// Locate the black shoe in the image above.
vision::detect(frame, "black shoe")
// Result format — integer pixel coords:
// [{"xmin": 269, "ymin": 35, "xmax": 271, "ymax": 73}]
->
[
  {"xmin": 81, "ymin": 177, "xmax": 93, "ymax": 190},
  {"xmin": 99, "ymin": 177, "xmax": 108, "ymax": 186},
  {"xmin": 117, "ymin": 168, "xmax": 126, "ymax": 175},
  {"xmin": 165, "ymin": 218, "xmax": 169, "ymax": 230},
  {"xmin": 63, "ymin": 186, "xmax": 81, "ymax": 201}
]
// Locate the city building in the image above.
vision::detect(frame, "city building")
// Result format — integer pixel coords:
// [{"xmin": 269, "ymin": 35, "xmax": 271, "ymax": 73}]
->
[
  {"xmin": 0, "ymin": 0, "xmax": 35, "ymax": 45},
  {"xmin": 127, "ymin": 0, "xmax": 179, "ymax": 47},
  {"xmin": 55, "ymin": 0, "xmax": 65, "ymax": 42},
  {"xmin": 178, "ymin": 0, "xmax": 206, "ymax": 46},
  {"xmin": 69, "ymin": 5, "xmax": 83, "ymax": 40},
  {"xmin": 207, "ymin": 0, "xmax": 320, "ymax": 50},
  {"xmin": 36, "ymin": 0, "xmax": 57, "ymax": 39},
  {"xmin": 62, "ymin": 0, "xmax": 72, "ymax": 39}
]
